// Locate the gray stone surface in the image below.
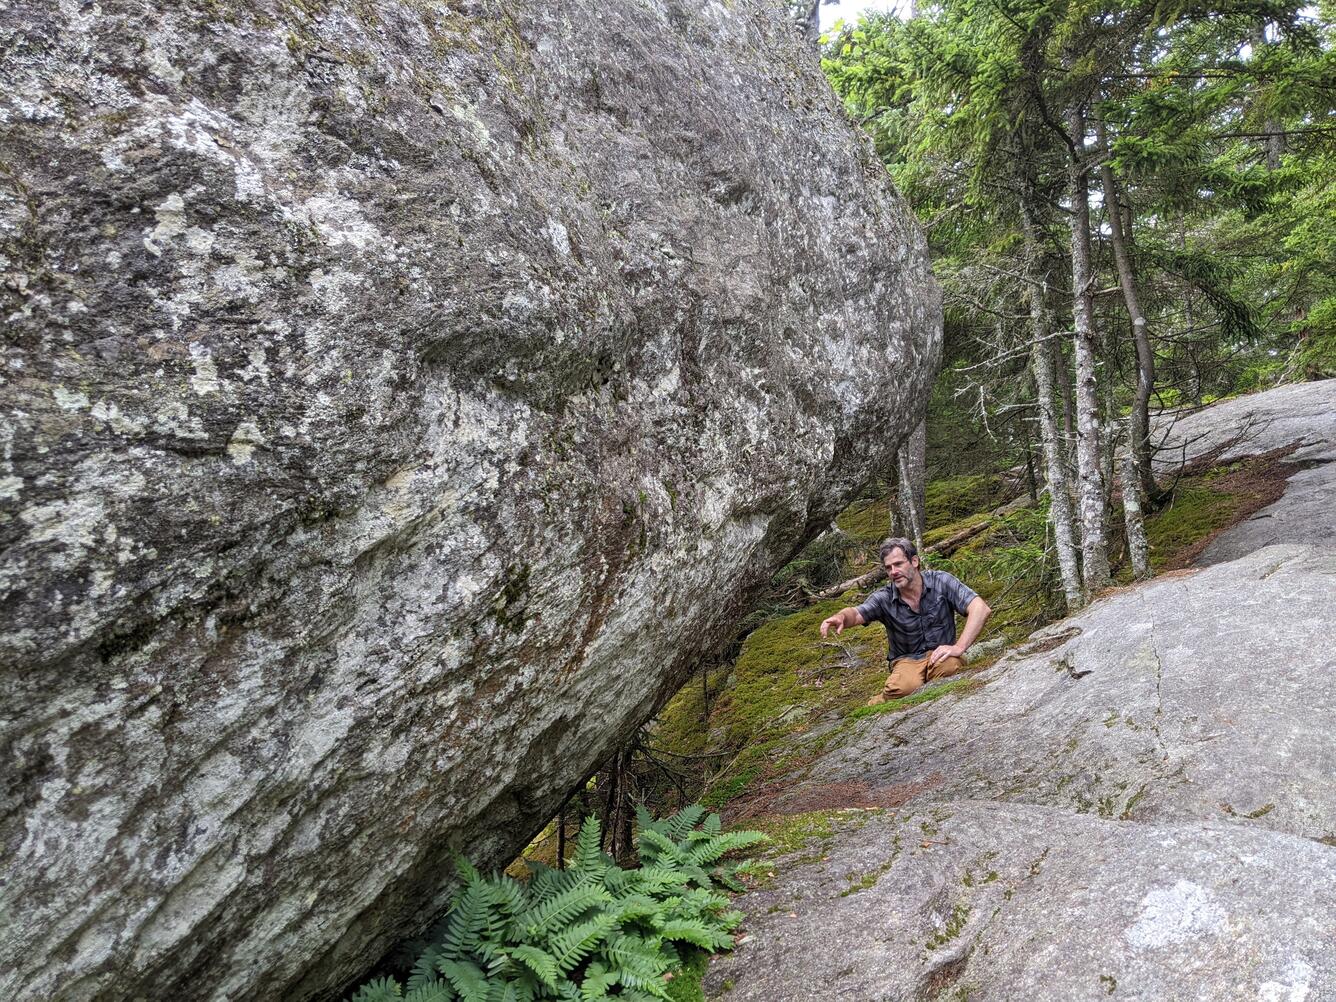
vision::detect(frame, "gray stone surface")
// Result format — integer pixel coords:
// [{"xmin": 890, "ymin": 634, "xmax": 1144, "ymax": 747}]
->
[
  {"xmin": 785, "ymin": 544, "xmax": 1336, "ymax": 841},
  {"xmin": 708, "ymin": 802, "xmax": 1336, "ymax": 1002},
  {"xmin": 0, "ymin": 3, "xmax": 940, "ymax": 1000},
  {"xmin": 1152, "ymin": 379, "xmax": 1336, "ymax": 561},
  {"xmin": 717, "ymin": 535, "xmax": 1336, "ymax": 998}
]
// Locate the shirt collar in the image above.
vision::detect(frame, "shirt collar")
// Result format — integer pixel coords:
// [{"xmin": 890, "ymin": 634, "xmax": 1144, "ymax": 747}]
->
[{"xmin": 889, "ymin": 571, "xmax": 932, "ymax": 604}]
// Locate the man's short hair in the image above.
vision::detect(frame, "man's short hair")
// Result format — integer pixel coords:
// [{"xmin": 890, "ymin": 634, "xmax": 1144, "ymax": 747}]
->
[{"xmin": 879, "ymin": 536, "xmax": 918, "ymax": 563}]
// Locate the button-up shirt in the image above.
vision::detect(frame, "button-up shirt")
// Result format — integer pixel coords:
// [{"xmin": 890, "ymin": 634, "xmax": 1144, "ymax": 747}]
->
[{"xmin": 856, "ymin": 569, "xmax": 980, "ymax": 664}]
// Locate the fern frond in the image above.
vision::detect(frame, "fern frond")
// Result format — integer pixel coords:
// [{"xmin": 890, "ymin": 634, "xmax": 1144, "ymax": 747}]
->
[
  {"xmin": 685, "ymin": 831, "xmax": 768, "ymax": 867},
  {"xmin": 437, "ymin": 959, "xmax": 489, "ymax": 1002},
  {"xmin": 659, "ymin": 805, "xmax": 706, "ymax": 840},
  {"xmin": 487, "ymin": 874, "xmax": 528, "ymax": 919},
  {"xmin": 440, "ymin": 880, "xmax": 491, "ymax": 958},
  {"xmin": 607, "ymin": 893, "xmax": 660, "ymax": 925},
  {"xmin": 508, "ymin": 945, "xmax": 559, "ymax": 989},
  {"xmin": 410, "ymin": 947, "xmax": 448, "ymax": 992},
  {"xmin": 549, "ymin": 913, "xmax": 618, "ymax": 975},
  {"xmin": 579, "ymin": 960, "xmax": 618, "ymax": 1001},
  {"xmin": 600, "ymin": 933, "xmax": 670, "ymax": 980},
  {"xmin": 636, "ymin": 829, "xmax": 688, "ymax": 867},
  {"xmin": 454, "ymin": 854, "xmax": 482, "ymax": 885},
  {"xmin": 656, "ymin": 919, "xmax": 733, "ymax": 951},
  {"xmin": 525, "ymin": 861, "xmax": 561, "ymax": 905},
  {"xmin": 572, "ymin": 816, "xmax": 605, "ymax": 873},
  {"xmin": 520, "ymin": 885, "xmax": 609, "ymax": 938},
  {"xmin": 404, "ymin": 979, "xmax": 455, "ymax": 1002},
  {"xmin": 351, "ymin": 977, "xmax": 403, "ymax": 1002}
]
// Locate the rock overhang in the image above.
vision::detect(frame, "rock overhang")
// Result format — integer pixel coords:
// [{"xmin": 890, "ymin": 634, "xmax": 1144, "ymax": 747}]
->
[{"xmin": 0, "ymin": 1, "xmax": 941, "ymax": 1000}]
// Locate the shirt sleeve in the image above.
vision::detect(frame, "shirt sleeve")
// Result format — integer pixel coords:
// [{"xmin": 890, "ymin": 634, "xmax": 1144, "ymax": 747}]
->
[
  {"xmin": 936, "ymin": 572, "xmax": 980, "ymax": 614},
  {"xmin": 856, "ymin": 587, "xmax": 892, "ymax": 624}
]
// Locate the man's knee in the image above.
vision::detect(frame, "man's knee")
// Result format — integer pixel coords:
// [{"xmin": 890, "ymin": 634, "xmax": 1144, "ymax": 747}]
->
[
  {"xmin": 883, "ymin": 675, "xmax": 923, "ymax": 700},
  {"xmin": 928, "ymin": 655, "xmax": 965, "ymax": 681}
]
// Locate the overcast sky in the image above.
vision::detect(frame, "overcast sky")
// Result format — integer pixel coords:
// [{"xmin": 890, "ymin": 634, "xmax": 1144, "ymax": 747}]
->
[{"xmin": 820, "ymin": 0, "xmax": 911, "ymax": 30}]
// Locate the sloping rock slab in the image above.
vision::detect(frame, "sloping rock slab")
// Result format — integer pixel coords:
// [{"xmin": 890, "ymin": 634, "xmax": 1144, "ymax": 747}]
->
[
  {"xmin": 706, "ymin": 802, "xmax": 1336, "ymax": 1001},
  {"xmin": 780, "ymin": 544, "xmax": 1336, "ymax": 840},
  {"xmin": 0, "ymin": 2, "xmax": 938, "ymax": 1000},
  {"xmin": 1151, "ymin": 380, "xmax": 1336, "ymax": 559},
  {"xmin": 1152, "ymin": 380, "xmax": 1336, "ymax": 470}
]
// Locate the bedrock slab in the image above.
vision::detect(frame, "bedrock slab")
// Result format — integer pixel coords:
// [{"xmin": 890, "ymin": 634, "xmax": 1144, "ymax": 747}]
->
[
  {"xmin": 784, "ymin": 544, "xmax": 1336, "ymax": 842},
  {"xmin": 1152, "ymin": 379, "xmax": 1336, "ymax": 559},
  {"xmin": 707, "ymin": 802, "xmax": 1336, "ymax": 1002}
]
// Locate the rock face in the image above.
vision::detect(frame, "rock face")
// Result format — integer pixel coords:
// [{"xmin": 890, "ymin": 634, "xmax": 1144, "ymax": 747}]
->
[
  {"xmin": 708, "ymin": 380, "xmax": 1336, "ymax": 1000},
  {"xmin": 1150, "ymin": 379, "xmax": 1336, "ymax": 563},
  {"xmin": 0, "ymin": 3, "xmax": 940, "ymax": 1000}
]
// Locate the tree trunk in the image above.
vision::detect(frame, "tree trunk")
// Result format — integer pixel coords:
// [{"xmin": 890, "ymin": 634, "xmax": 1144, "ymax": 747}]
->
[
  {"xmin": 1057, "ymin": 339, "xmax": 1076, "ymax": 445},
  {"xmin": 1018, "ymin": 189, "xmax": 1084, "ymax": 609},
  {"xmin": 1252, "ymin": 24, "xmax": 1287, "ymax": 169},
  {"xmin": 1119, "ymin": 422, "xmax": 1152, "ymax": 581},
  {"xmin": 1067, "ymin": 103, "xmax": 1112, "ymax": 592},
  {"xmin": 891, "ymin": 417, "xmax": 927, "ymax": 552},
  {"xmin": 1095, "ymin": 119, "xmax": 1157, "ymax": 507}
]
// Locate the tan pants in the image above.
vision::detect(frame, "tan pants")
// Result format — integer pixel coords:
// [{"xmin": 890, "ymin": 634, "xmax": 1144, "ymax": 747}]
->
[{"xmin": 868, "ymin": 653, "xmax": 965, "ymax": 705}]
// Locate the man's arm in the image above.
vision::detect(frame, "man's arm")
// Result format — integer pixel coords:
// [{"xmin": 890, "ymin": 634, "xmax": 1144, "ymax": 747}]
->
[
  {"xmin": 820, "ymin": 606, "xmax": 866, "ymax": 638},
  {"xmin": 926, "ymin": 595, "xmax": 992, "ymax": 666}
]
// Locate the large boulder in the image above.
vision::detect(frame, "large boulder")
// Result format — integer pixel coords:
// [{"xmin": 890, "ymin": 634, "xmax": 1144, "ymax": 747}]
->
[{"xmin": 0, "ymin": 2, "xmax": 940, "ymax": 1000}]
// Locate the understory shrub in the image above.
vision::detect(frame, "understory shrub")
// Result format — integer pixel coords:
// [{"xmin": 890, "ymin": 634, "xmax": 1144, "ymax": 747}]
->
[{"xmin": 349, "ymin": 805, "xmax": 766, "ymax": 1002}]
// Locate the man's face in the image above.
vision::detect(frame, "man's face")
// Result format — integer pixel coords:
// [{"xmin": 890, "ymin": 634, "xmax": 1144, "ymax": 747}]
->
[{"xmin": 883, "ymin": 548, "xmax": 920, "ymax": 588}]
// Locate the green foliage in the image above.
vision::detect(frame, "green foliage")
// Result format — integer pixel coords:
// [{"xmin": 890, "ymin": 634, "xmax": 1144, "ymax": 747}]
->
[{"xmin": 348, "ymin": 810, "xmax": 765, "ymax": 1002}]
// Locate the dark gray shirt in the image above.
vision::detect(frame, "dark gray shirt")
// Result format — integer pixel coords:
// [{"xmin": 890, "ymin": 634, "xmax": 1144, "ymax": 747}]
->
[{"xmin": 856, "ymin": 569, "xmax": 980, "ymax": 664}]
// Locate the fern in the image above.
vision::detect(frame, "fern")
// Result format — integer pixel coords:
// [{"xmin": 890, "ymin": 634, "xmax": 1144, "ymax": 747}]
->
[
  {"xmin": 404, "ymin": 980, "xmax": 455, "ymax": 1002},
  {"xmin": 549, "ymin": 914, "xmax": 618, "ymax": 975},
  {"xmin": 346, "ymin": 806, "xmax": 764, "ymax": 1002},
  {"xmin": 519, "ymin": 885, "xmax": 609, "ymax": 939},
  {"xmin": 438, "ymin": 959, "xmax": 490, "ymax": 1002},
  {"xmin": 508, "ymin": 945, "xmax": 560, "ymax": 989},
  {"xmin": 352, "ymin": 978, "xmax": 404, "ymax": 1002}
]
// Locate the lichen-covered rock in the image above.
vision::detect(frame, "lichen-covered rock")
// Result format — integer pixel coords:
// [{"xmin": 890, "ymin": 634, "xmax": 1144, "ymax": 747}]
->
[
  {"xmin": 707, "ymin": 802, "xmax": 1336, "ymax": 1002},
  {"xmin": 1149, "ymin": 379, "xmax": 1336, "ymax": 562},
  {"xmin": 0, "ymin": 2, "xmax": 940, "ymax": 999}
]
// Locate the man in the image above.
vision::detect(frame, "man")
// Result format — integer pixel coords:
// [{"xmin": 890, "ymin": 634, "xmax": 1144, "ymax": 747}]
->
[{"xmin": 820, "ymin": 537, "xmax": 991, "ymax": 706}]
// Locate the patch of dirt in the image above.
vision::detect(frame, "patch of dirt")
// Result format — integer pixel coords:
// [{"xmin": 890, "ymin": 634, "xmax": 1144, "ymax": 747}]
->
[{"xmin": 727, "ymin": 774, "xmax": 945, "ymax": 822}]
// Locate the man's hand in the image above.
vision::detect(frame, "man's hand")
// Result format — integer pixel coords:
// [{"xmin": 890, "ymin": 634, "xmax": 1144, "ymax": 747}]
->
[
  {"xmin": 927, "ymin": 643, "xmax": 965, "ymax": 668},
  {"xmin": 820, "ymin": 612, "xmax": 846, "ymax": 638},
  {"xmin": 820, "ymin": 606, "xmax": 864, "ymax": 639}
]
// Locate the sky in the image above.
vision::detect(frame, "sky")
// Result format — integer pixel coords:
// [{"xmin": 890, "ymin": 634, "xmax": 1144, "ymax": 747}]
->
[{"xmin": 820, "ymin": 0, "xmax": 911, "ymax": 30}]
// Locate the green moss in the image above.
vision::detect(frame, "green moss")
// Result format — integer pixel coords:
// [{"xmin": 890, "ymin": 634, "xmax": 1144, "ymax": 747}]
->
[
  {"xmin": 836, "ymin": 497, "xmax": 891, "ymax": 542},
  {"xmin": 847, "ymin": 676, "xmax": 984, "ymax": 721},
  {"xmin": 1142, "ymin": 482, "xmax": 1239, "ymax": 570},
  {"xmin": 840, "ymin": 836, "xmax": 901, "ymax": 896},
  {"xmin": 700, "ymin": 768, "xmax": 759, "ymax": 809},
  {"xmin": 654, "ymin": 598, "xmax": 889, "ymax": 807},
  {"xmin": 925, "ymin": 474, "xmax": 1008, "ymax": 530},
  {"xmin": 925, "ymin": 902, "xmax": 971, "ymax": 950},
  {"xmin": 743, "ymin": 808, "xmax": 885, "ymax": 861},
  {"xmin": 665, "ymin": 950, "xmax": 709, "ymax": 1002},
  {"xmin": 1099, "ymin": 974, "xmax": 1118, "ymax": 995},
  {"xmin": 1120, "ymin": 785, "xmax": 1149, "ymax": 820}
]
